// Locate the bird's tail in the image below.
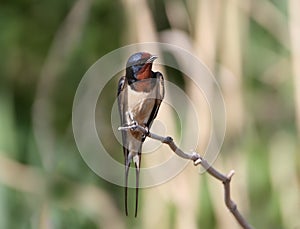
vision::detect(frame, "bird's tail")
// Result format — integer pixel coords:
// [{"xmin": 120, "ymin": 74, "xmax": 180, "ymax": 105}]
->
[
  {"xmin": 133, "ymin": 153, "xmax": 141, "ymax": 217},
  {"xmin": 125, "ymin": 152, "xmax": 141, "ymax": 217},
  {"xmin": 124, "ymin": 156, "xmax": 130, "ymax": 216}
]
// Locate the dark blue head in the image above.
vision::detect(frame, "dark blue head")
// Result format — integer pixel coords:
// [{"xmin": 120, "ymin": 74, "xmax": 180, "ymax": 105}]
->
[{"xmin": 125, "ymin": 52, "xmax": 157, "ymax": 82}]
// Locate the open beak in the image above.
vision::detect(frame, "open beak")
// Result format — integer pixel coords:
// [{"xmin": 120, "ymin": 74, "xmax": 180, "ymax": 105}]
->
[{"xmin": 146, "ymin": 55, "xmax": 158, "ymax": 63}]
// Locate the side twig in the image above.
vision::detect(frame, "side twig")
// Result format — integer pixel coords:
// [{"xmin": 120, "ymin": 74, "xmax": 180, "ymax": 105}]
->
[{"xmin": 119, "ymin": 123, "xmax": 253, "ymax": 229}]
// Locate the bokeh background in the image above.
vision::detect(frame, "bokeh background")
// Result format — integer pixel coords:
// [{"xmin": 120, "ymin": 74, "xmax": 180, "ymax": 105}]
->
[{"xmin": 0, "ymin": 0, "xmax": 299, "ymax": 228}]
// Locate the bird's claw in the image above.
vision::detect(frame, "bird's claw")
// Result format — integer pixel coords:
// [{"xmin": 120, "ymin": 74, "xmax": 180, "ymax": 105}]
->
[
  {"xmin": 119, "ymin": 111, "xmax": 138, "ymax": 130},
  {"xmin": 143, "ymin": 126, "xmax": 150, "ymax": 137},
  {"xmin": 130, "ymin": 121, "xmax": 138, "ymax": 130}
]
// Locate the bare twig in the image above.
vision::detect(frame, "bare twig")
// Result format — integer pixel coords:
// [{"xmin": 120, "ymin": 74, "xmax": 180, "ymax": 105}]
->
[{"xmin": 119, "ymin": 123, "xmax": 253, "ymax": 229}]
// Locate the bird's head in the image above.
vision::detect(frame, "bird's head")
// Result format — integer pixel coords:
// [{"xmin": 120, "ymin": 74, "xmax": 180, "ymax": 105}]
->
[{"xmin": 125, "ymin": 52, "xmax": 157, "ymax": 83}]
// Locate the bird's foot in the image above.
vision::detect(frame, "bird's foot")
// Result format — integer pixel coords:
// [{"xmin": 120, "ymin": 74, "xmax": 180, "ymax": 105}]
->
[{"xmin": 143, "ymin": 126, "xmax": 150, "ymax": 137}]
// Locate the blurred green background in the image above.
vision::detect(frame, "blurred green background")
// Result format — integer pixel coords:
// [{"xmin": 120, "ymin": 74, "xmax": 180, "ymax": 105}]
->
[{"xmin": 0, "ymin": 0, "xmax": 299, "ymax": 228}]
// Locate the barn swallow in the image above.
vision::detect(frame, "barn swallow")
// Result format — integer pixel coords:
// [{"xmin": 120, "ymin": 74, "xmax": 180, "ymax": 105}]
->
[{"xmin": 117, "ymin": 52, "xmax": 165, "ymax": 217}]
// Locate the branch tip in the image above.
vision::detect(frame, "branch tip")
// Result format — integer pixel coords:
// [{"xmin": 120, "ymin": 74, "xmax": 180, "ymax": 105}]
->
[
  {"xmin": 194, "ymin": 158, "xmax": 202, "ymax": 166},
  {"xmin": 227, "ymin": 170, "xmax": 235, "ymax": 180}
]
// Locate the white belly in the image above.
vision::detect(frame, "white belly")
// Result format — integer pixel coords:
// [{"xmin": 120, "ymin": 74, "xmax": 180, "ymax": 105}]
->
[{"xmin": 126, "ymin": 89, "xmax": 156, "ymax": 125}]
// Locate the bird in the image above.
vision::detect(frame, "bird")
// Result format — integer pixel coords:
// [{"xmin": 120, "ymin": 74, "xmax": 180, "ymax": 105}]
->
[{"xmin": 117, "ymin": 52, "xmax": 165, "ymax": 217}]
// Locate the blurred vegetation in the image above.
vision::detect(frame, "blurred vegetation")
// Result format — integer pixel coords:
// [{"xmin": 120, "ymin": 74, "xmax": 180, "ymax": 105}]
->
[{"xmin": 0, "ymin": 0, "xmax": 299, "ymax": 228}]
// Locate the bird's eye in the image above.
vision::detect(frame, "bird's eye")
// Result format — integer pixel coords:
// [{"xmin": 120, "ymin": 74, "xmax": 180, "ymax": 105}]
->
[
  {"xmin": 137, "ymin": 60, "xmax": 146, "ymax": 66},
  {"xmin": 133, "ymin": 63, "xmax": 144, "ymax": 69}
]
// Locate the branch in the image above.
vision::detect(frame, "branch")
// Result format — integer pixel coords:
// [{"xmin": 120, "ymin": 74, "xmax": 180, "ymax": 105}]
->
[{"xmin": 119, "ymin": 124, "xmax": 253, "ymax": 229}]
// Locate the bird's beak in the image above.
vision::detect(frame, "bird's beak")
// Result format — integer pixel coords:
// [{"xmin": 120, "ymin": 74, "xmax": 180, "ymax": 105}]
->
[{"xmin": 146, "ymin": 55, "xmax": 158, "ymax": 63}]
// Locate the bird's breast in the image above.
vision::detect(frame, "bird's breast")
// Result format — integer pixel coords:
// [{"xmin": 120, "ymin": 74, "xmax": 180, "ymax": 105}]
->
[{"xmin": 127, "ymin": 88, "xmax": 156, "ymax": 125}]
